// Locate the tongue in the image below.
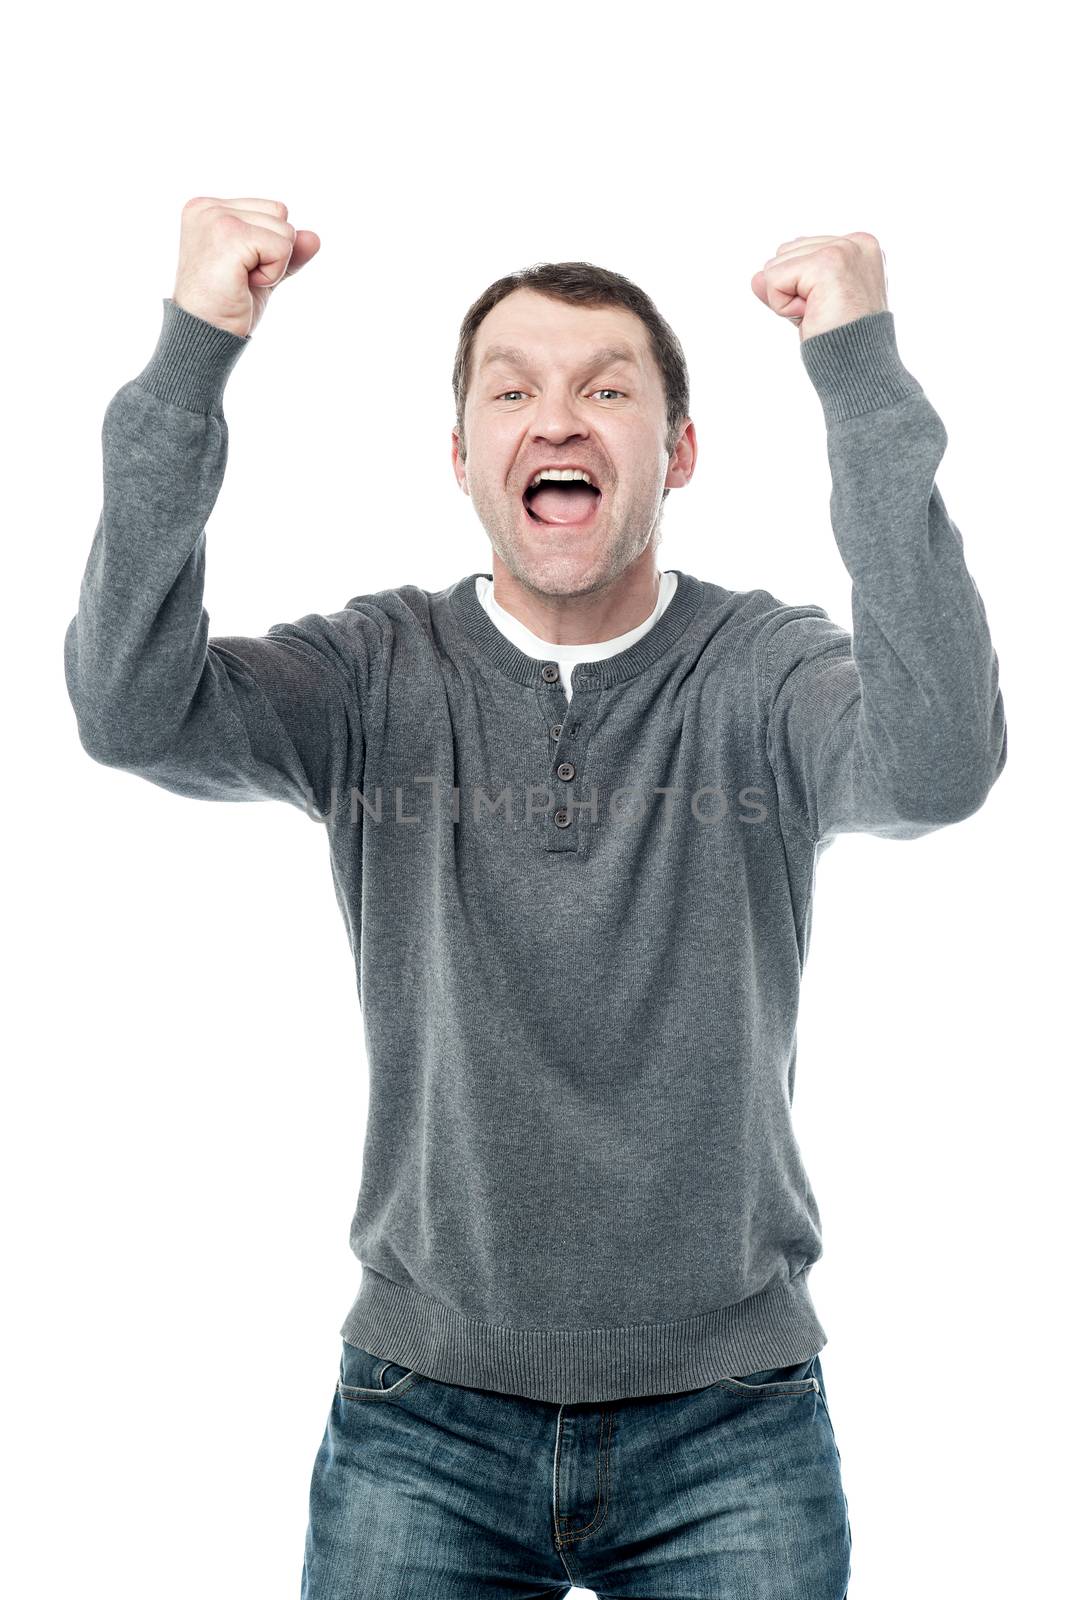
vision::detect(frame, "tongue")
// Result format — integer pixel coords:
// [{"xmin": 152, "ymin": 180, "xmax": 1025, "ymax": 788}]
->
[{"xmin": 530, "ymin": 484, "xmax": 599, "ymax": 524}]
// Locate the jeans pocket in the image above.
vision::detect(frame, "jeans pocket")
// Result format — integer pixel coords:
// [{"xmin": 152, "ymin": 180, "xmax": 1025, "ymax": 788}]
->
[
  {"xmin": 714, "ymin": 1355, "xmax": 821, "ymax": 1397},
  {"xmin": 336, "ymin": 1338, "xmax": 423, "ymax": 1400}
]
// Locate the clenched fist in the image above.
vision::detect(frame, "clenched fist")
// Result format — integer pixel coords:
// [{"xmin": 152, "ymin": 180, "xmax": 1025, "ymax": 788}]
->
[
  {"xmin": 751, "ymin": 233, "xmax": 889, "ymax": 341},
  {"xmin": 172, "ymin": 196, "xmax": 321, "ymax": 339}
]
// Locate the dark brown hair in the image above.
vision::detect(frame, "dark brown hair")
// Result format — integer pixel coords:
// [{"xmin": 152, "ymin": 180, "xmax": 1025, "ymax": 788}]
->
[{"xmin": 452, "ymin": 261, "xmax": 690, "ymax": 472}]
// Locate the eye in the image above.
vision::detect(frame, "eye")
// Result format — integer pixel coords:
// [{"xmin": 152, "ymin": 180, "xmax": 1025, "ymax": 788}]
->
[{"xmin": 495, "ymin": 388, "xmax": 625, "ymax": 403}]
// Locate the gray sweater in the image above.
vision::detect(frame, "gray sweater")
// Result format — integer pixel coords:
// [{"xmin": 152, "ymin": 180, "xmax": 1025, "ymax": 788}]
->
[{"xmin": 64, "ymin": 297, "xmax": 1007, "ymax": 1404}]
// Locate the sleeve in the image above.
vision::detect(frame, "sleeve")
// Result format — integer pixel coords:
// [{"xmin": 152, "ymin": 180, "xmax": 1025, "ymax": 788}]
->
[
  {"xmin": 757, "ymin": 310, "xmax": 1008, "ymax": 847},
  {"xmin": 63, "ymin": 297, "xmax": 380, "ymax": 823}
]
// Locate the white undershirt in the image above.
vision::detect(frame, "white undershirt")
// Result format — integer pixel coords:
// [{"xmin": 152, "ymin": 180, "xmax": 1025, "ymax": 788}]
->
[{"xmin": 475, "ymin": 570, "xmax": 678, "ymax": 701}]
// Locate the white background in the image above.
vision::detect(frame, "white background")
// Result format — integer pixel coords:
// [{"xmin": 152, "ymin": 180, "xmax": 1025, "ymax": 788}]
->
[{"xmin": 3, "ymin": 1, "xmax": 1058, "ymax": 1596}]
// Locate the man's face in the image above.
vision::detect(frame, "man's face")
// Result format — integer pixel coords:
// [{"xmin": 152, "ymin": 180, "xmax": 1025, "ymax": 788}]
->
[{"xmin": 452, "ymin": 289, "xmax": 695, "ymax": 597}]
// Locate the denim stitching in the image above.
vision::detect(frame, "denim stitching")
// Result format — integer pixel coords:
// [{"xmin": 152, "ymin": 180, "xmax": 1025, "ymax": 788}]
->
[
  {"xmin": 714, "ymin": 1376, "xmax": 820, "ymax": 1398},
  {"xmin": 336, "ymin": 1372, "xmax": 423, "ymax": 1400},
  {"xmin": 558, "ymin": 1408, "xmax": 615, "ymax": 1547}
]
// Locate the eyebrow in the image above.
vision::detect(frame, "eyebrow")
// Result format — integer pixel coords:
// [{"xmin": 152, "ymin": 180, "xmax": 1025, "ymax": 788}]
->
[{"xmin": 478, "ymin": 343, "xmax": 641, "ymax": 376}]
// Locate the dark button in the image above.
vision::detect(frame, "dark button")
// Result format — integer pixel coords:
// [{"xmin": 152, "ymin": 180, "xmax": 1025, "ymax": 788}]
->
[
  {"xmin": 550, "ymin": 724, "xmax": 563, "ymax": 740},
  {"xmin": 557, "ymin": 761, "xmax": 575, "ymax": 781},
  {"xmin": 541, "ymin": 664, "xmax": 560, "ymax": 683},
  {"xmin": 554, "ymin": 808, "xmax": 571, "ymax": 828}
]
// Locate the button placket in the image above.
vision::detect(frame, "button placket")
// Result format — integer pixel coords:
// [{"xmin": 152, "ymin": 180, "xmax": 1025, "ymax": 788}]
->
[
  {"xmin": 536, "ymin": 662, "xmax": 573, "ymax": 845},
  {"xmin": 541, "ymin": 664, "xmax": 600, "ymax": 852}
]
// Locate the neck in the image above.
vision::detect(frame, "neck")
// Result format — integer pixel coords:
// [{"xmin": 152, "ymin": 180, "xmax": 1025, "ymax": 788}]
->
[{"xmin": 488, "ymin": 546, "xmax": 663, "ymax": 645}]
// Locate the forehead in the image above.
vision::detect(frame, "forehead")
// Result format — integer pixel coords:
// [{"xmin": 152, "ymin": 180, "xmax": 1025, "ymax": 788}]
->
[{"xmin": 472, "ymin": 288, "xmax": 652, "ymax": 375}]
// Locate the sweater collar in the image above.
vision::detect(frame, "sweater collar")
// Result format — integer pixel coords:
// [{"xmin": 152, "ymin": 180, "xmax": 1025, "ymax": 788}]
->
[{"xmin": 448, "ymin": 568, "xmax": 707, "ymax": 690}]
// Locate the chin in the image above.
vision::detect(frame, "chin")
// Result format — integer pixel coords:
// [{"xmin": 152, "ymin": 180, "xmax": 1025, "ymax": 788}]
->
[{"xmin": 512, "ymin": 541, "xmax": 619, "ymax": 595}]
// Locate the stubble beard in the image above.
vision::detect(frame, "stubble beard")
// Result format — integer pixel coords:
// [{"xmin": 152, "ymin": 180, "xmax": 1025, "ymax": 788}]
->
[{"xmin": 478, "ymin": 487, "xmax": 664, "ymax": 602}]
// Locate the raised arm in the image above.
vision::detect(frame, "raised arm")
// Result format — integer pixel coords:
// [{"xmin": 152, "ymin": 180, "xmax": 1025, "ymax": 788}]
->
[
  {"xmin": 758, "ymin": 312, "xmax": 1006, "ymax": 844},
  {"xmin": 63, "ymin": 197, "xmax": 380, "ymax": 822},
  {"xmin": 749, "ymin": 235, "xmax": 1007, "ymax": 847}
]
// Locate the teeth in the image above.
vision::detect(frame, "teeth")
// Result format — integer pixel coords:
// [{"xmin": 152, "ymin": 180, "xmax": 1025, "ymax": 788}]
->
[{"xmin": 528, "ymin": 468, "xmax": 598, "ymax": 489}]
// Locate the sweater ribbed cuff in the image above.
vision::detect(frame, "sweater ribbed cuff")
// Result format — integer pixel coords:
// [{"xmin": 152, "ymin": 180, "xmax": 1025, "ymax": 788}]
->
[
  {"xmin": 132, "ymin": 297, "xmax": 251, "ymax": 417},
  {"xmin": 799, "ymin": 309, "xmax": 922, "ymax": 425}
]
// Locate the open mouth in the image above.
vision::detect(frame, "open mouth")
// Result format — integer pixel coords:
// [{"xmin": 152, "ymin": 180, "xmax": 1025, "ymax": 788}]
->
[{"xmin": 521, "ymin": 477, "xmax": 603, "ymax": 529}]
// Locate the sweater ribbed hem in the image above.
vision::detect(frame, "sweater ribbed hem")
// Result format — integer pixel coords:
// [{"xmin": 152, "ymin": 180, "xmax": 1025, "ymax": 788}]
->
[
  {"xmin": 133, "ymin": 297, "xmax": 251, "ymax": 417},
  {"xmin": 339, "ymin": 1265, "xmax": 828, "ymax": 1405}
]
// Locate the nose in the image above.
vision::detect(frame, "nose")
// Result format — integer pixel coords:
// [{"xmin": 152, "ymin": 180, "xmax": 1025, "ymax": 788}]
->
[{"xmin": 530, "ymin": 389, "xmax": 590, "ymax": 444}]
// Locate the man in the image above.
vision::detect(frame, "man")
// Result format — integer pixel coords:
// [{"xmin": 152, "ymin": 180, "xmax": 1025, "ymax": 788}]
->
[{"xmin": 64, "ymin": 198, "xmax": 1007, "ymax": 1599}]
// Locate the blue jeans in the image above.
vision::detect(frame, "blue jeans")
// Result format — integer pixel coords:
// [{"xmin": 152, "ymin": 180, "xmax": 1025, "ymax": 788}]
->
[{"xmin": 302, "ymin": 1338, "xmax": 851, "ymax": 1598}]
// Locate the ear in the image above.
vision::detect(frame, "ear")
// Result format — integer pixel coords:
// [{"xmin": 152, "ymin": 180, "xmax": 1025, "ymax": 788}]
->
[
  {"xmin": 666, "ymin": 419, "xmax": 697, "ymax": 489},
  {"xmin": 451, "ymin": 429, "xmax": 469, "ymax": 494}
]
